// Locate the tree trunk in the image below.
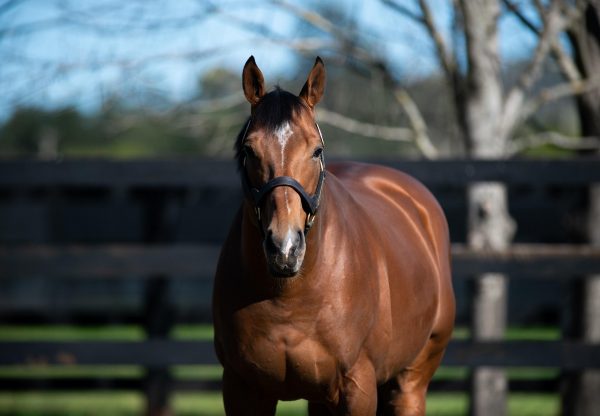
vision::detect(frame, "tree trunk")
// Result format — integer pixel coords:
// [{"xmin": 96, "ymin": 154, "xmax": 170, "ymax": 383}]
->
[
  {"xmin": 562, "ymin": 184, "xmax": 600, "ymax": 416},
  {"xmin": 568, "ymin": 0, "xmax": 600, "ymax": 142},
  {"xmin": 459, "ymin": 0, "xmax": 504, "ymax": 156},
  {"xmin": 563, "ymin": 3, "xmax": 600, "ymax": 414},
  {"xmin": 458, "ymin": 2, "xmax": 516, "ymax": 415}
]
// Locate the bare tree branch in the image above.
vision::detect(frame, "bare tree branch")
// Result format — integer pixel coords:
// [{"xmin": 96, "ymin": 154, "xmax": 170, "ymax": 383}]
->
[
  {"xmin": 268, "ymin": 0, "xmax": 380, "ymax": 65},
  {"xmin": 210, "ymin": 3, "xmax": 355, "ymax": 60},
  {"xmin": 392, "ymin": 87, "xmax": 439, "ymax": 159},
  {"xmin": 317, "ymin": 107, "xmax": 438, "ymax": 159},
  {"xmin": 416, "ymin": 0, "xmax": 457, "ymax": 81},
  {"xmin": 514, "ymin": 0, "xmax": 564, "ymax": 90},
  {"xmin": 549, "ymin": 38, "xmax": 583, "ymax": 82},
  {"xmin": 504, "ymin": 0, "xmax": 600, "ymax": 129},
  {"xmin": 167, "ymin": 93, "xmax": 246, "ymax": 117},
  {"xmin": 317, "ymin": 108, "xmax": 414, "ymax": 142},
  {"xmin": 272, "ymin": 0, "xmax": 344, "ymax": 38},
  {"xmin": 236, "ymin": 0, "xmax": 440, "ymax": 159},
  {"xmin": 509, "ymin": 131, "xmax": 600, "ymax": 155},
  {"xmin": 502, "ymin": 0, "xmax": 539, "ymax": 32},
  {"xmin": 0, "ymin": 1, "xmax": 217, "ymax": 42},
  {"xmin": 503, "ymin": 0, "xmax": 582, "ymax": 82},
  {"xmin": 383, "ymin": 0, "xmax": 458, "ymax": 83},
  {"xmin": 502, "ymin": 0, "xmax": 569, "ymax": 135},
  {"xmin": 380, "ymin": 0, "xmax": 424, "ymax": 23},
  {"xmin": 3, "ymin": 42, "xmax": 254, "ymax": 75},
  {"xmin": 519, "ymin": 74, "xmax": 600, "ymax": 122}
]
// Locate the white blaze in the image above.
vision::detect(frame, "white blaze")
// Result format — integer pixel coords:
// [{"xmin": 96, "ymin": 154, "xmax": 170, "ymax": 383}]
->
[
  {"xmin": 274, "ymin": 122, "xmax": 294, "ymax": 214},
  {"xmin": 274, "ymin": 121, "xmax": 293, "ymax": 169},
  {"xmin": 285, "ymin": 189, "xmax": 291, "ymax": 214},
  {"xmin": 281, "ymin": 228, "xmax": 296, "ymax": 257}
]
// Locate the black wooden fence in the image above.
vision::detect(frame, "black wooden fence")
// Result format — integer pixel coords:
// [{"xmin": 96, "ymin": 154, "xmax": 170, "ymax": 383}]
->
[{"xmin": 1, "ymin": 158, "xmax": 600, "ymax": 415}]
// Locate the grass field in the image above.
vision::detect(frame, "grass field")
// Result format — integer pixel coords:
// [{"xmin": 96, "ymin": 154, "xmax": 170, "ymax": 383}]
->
[
  {"xmin": 0, "ymin": 392, "xmax": 560, "ymax": 416},
  {"xmin": 0, "ymin": 325, "xmax": 562, "ymax": 415}
]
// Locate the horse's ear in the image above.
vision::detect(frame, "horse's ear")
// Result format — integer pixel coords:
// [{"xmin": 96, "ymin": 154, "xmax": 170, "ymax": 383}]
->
[
  {"xmin": 299, "ymin": 57, "xmax": 326, "ymax": 109},
  {"xmin": 242, "ymin": 56, "xmax": 265, "ymax": 107}
]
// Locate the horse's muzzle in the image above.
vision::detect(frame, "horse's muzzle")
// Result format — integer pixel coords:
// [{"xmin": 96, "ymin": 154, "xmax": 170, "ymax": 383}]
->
[{"xmin": 263, "ymin": 229, "xmax": 305, "ymax": 277}]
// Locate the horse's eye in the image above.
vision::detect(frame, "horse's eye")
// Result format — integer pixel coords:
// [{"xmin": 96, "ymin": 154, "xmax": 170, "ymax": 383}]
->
[
  {"xmin": 312, "ymin": 147, "xmax": 323, "ymax": 159},
  {"xmin": 243, "ymin": 145, "xmax": 256, "ymax": 158}
]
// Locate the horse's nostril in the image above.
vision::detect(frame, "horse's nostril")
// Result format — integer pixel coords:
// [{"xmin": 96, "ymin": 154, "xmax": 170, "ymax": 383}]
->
[
  {"xmin": 294, "ymin": 231, "xmax": 305, "ymax": 254},
  {"xmin": 265, "ymin": 231, "xmax": 279, "ymax": 254},
  {"xmin": 263, "ymin": 228, "xmax": 305, "ymax": 277}
]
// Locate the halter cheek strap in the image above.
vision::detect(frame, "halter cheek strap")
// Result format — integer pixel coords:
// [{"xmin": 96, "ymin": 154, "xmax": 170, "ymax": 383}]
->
[{"xmin": 240, "ymin": 118, "xmax": 326, "ymax": 234}]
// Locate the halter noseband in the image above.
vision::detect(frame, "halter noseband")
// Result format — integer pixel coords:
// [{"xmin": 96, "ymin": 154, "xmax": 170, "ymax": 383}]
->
[{"xmin": 240, "ymin": 119, "xmax": 326, "ymax": 234}]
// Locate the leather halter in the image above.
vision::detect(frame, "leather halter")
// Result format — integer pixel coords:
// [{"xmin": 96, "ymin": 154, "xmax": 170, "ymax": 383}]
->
[{"xmin": 240, "ymin": 119, "xmax": 326, "ymax": 234}]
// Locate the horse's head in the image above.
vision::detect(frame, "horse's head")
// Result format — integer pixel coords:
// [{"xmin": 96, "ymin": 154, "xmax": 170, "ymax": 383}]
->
[{"xmin": 237, "ymin": 56, "xmax": 326, "ymax": 278}]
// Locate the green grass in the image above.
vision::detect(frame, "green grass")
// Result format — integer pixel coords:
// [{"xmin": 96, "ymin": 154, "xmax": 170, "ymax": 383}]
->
[
  {"xmin": 0, "ymin": 324, "xmax": 222, "ymax": 381},
  {"xmin": 427, "ymin": 393, "xmax": 560, "ymax": 416},
  {"xmin": 0, "ymin": 325, "xmax": 563, "ymax": 415},
  {"xmin": 0, "ymin": 324, "xmax": 214, "ymax": 341},
  {"xmin": 0, "ymin": 366, "xmax": 143, "ymax": 378},
  {"xmin": 0, "ymin": 324, "xmax": 560, "ymax": 341},
  {"xmin": 450, "ymin": 326, "xmax": 561, "ymax": 341},
  {"xmin": 0, "ymin": 392, "xmax": 305, "ymax": 416},
  {"xmin": 0, "ymin": 392, "xmax": 145, "ymax": 416},
  {"xmin": 0, "ymin": 325, "xmax": 561, "ymax": 382},
  {"xmin": 172, "ymin": 325, "xmax": 214, "ymax": 340},
  {"xmin": 0, "ymin": 392, "xmax": 560, "ymax": 415},
  {"xmin": 0, "ymin": 325, "xmax": 145, "ymax": 341}
]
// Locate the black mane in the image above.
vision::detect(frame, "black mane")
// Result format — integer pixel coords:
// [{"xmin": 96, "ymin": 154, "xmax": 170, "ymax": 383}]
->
[{"xmin": 234, "ymin": 87, "xmax": 308, "ymax": 172}]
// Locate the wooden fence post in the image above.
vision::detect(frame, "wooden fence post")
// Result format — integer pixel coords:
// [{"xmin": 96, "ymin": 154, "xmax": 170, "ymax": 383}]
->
[
  {"xmin": 579, "ymin": 273, "xmax": 600, "ymax": 414},
  {"xmin": 467, "ymin": 183, "xmax": 514, "ymax": 416},
  {"xmin": 143, "ymin": 275, "xmax": 174, "ymax": 416},
  {"xmin": 141, "ymin": 192, "xmax": 180, "ymax": 416},
  {"xmin": 562, "ymin": 184, "xmax": 600, "ymax": 415},
  {"xmin": 469, "ymin": 274, "xmax": 508, "ymax": 416}
]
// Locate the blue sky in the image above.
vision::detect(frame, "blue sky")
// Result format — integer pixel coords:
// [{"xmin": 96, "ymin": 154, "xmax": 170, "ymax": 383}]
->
[{"xmin": 0, "ymin": 0, "xmax": 540, "ymax": 121}]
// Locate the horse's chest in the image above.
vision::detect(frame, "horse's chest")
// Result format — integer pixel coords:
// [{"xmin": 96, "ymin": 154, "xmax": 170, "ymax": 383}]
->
[{"xmin": 233, "ymin": 326, "xmax": 338, "ymax": 399}]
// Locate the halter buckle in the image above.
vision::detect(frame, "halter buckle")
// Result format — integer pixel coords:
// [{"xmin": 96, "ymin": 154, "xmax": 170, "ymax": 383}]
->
[
  {"xmin": 306, "ymin": 212, "xmax": 316, "ymax": 231},
  {"xmin": 254, "ymin": 206, "xmax": 261, "ymax": 222}
]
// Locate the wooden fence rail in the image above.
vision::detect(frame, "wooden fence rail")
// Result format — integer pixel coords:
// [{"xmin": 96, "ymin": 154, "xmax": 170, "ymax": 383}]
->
[
  {"xmin": 1, "ymin": 339, "xmax": 600, "ymax": 369},
  {"xmin": 2, "ymin": 243, "xmax": 599, "ymax": 279},
  {"xmin": 2, "ymin": 158, "xmax": 600, "ymax": 415},
  {"xmin": 0, "ymin": 377, "xmax": 561, "ymax": 394},
  {"xmin": 1, "ymin": 158, "xmax": 600, "ymax": 187},
  {"xmin": 1, "ymin": 244, "xmax": 600, "ymax": 394}
]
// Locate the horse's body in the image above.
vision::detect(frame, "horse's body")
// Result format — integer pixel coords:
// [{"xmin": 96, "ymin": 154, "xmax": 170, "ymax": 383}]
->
[{"xmin": 213, "ymin": 57, "xmax": 454, "ymax": 415}]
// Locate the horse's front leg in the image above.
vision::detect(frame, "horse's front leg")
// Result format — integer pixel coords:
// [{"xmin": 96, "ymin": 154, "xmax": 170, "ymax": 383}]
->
[
  {"xmin": 336, "ymin": 352, "xmax": 378, "ymax": 415},
  {"xmin": 222, "ymin": 368, "xmax": 277, "ymax": 416}
]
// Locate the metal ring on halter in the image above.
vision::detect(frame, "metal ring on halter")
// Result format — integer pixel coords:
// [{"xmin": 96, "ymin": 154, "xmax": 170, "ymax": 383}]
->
[
  {"xmin": 254, "ymin": 207, "xmax": 261, "ymax": 222},
  {"xmin": 306, "ymin": 212, "xmax": 316, "ymax": 229}
]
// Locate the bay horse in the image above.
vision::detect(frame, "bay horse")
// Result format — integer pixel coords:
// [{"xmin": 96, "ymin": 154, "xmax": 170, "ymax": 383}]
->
[{"xmin": 212, "ymin": 56, "xmax": 455, "ymax": 415}]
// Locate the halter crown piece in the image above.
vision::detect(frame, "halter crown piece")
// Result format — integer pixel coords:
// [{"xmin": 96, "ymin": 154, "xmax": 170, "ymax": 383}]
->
[{"xmin": 240, "ymin": 119, "xmax": 326, "ymax": 235}]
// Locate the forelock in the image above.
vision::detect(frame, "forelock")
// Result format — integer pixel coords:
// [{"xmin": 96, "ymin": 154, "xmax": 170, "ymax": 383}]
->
[
  {"xmin": 234, "ymin": 87, "xmax": 309, "ymax": 171},
  {"xmin": 253, "ymin": 87, "xmax": 308, "ymax": 130}
]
